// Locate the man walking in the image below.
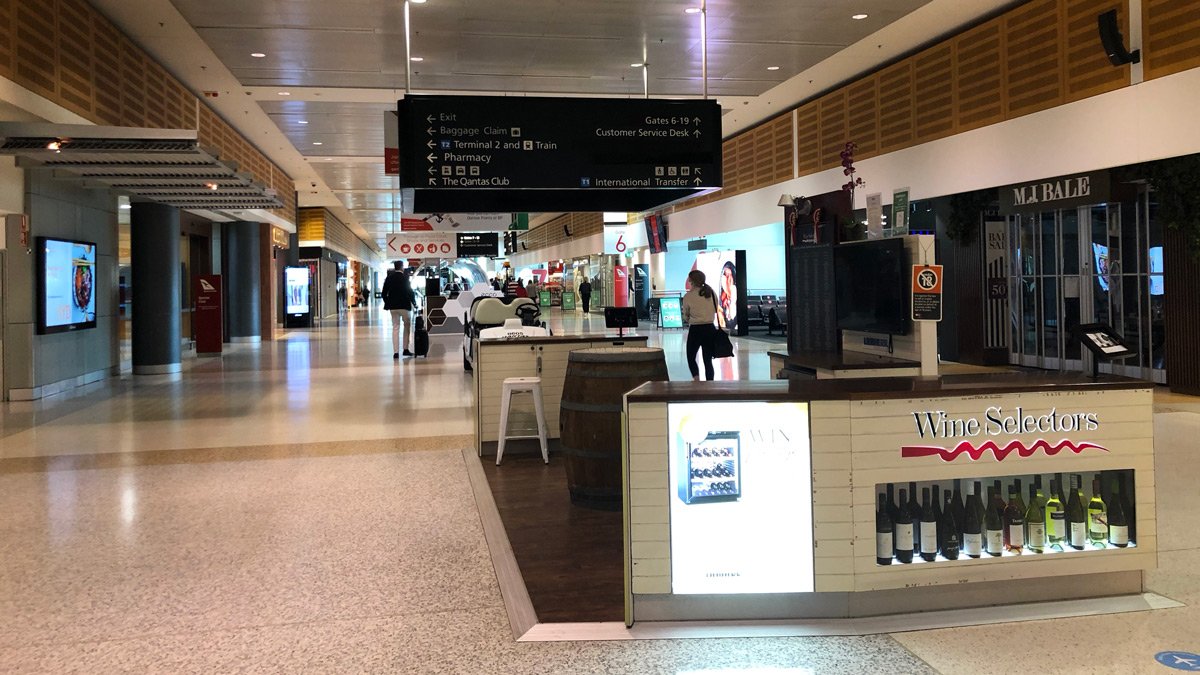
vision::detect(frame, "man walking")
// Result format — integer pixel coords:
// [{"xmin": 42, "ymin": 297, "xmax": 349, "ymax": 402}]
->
[
  {"xmin": 381, "ymin": 265, "xmax": 415, "ymax": 359},
  {"xmin": 578, "ymin": 278, "xmax": 592, "ymax": 313}
]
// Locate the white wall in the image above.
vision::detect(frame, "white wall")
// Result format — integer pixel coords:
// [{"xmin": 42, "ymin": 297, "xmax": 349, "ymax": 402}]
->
[{"xmin": 670, "ymin": 66, "xmax": 1200, "ymax": 241}]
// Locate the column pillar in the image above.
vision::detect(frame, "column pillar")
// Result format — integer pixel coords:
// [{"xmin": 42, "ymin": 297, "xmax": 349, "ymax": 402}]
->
[
  {"xmin": 131, "ymin": 202, "xmax": 181, "ymax": 374},
  {"xmin": 224, "ymin": 221, "xmax": 261, "ymax": 343}
]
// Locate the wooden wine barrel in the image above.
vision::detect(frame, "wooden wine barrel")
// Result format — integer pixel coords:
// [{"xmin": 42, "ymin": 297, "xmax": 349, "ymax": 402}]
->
[{"xmin": 560, "ymin": 347, "xmax": 669, "ymax": 510}]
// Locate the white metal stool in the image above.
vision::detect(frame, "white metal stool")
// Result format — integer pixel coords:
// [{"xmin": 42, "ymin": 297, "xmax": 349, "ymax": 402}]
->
[{"xmin": 496, "ymin": 376, "xmax": 549, "ymax": 466}]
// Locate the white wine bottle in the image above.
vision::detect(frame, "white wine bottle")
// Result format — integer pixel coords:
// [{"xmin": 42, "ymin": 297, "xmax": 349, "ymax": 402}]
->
[
  {"xmin": 1108, "ymin": 480, "xmax": 1129, "ymax": 548},
  {"xmin": 1088, "ymin": 475, "xmax": 1108, "ymax": 547},
  {"xmin": 1045, "ymin": 477, "xmax": 1066, "ymax": 550},
  {"xmin": 1025, "ymin": 480, "xmax": 1046, "ymax": 553}
]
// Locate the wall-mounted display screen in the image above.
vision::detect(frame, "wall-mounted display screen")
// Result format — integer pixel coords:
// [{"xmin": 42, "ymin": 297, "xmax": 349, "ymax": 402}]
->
[
  {"xmin": 834, "ymin": 238, "xmax": 909, "ymax": 335},
  {"xmin": 285, "ymin": 266, "xmax": 311, "ymax": 315},
  {"xmin": 667, "ymin": 401, "xmax": 814, "ymax": 594},
  {"xmin": 456, "ymin": 232, "xmax": 499, "ymax": 258},
  {"xmin": 37, "ymin": 236, "xmax": 98, "ymax": 334},
  {"xmin": 689, "ymin": 250, "xmax": 739, "ymax": 332}
]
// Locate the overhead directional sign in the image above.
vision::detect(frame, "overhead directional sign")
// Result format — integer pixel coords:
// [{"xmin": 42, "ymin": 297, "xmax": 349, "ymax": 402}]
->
[{"xmin": 396, "ymin": 95, "xmax": 722, "ymax": 194}]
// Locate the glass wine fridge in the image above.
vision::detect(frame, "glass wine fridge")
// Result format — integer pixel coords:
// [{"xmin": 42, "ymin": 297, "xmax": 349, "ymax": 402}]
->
[{"xmin": 677, "ymin": 430, "xmax": 742, "ymax": 504}]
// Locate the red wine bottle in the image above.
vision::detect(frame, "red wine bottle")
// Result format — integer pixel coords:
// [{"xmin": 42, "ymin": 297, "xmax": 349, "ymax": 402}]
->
[
  {"xmin": 940, "ymin": 491, "xmax": 960, "ymax": 560},
  {"xmin": 963, "ymin": 481, "xmax": 984, "ymax": 558},
  {"xmin": 876, "ymin": 493, "xmax": 894, "ymax": 564},
  {"xmin": 919, "ymin": 487, "xmax": 938, "ymax": 562},
  {"xmin": 895, "ymin": 488, "xmax": 914, "ymax": 564}
]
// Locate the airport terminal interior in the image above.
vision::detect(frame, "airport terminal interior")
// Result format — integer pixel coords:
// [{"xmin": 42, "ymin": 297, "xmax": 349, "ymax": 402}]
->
[{"xmin": 2, "ymin": 0, "xmax": 1200, "ymax": 673}]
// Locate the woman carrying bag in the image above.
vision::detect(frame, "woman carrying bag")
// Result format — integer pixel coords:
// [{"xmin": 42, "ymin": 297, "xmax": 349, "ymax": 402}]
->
[{"xmin": 681, "ymin": 270, "xmax": 734, "ymax": 381}]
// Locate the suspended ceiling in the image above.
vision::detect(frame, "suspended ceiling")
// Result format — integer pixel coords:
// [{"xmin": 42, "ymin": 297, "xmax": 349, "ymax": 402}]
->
[{"xmin": 85, "ymin": 0, "xmax": 1018, "ymax": 250}]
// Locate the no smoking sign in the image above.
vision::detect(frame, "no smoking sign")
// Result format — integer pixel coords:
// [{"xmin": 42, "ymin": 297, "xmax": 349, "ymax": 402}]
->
[{"xmin": 911, "ymin": 264, "xmax": 943, "ymax": 322}]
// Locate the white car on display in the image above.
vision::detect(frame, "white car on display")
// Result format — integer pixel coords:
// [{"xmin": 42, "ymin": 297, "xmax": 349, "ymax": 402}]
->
[{"xmin": 462, "ymin": 295, "xmax": 547, "ymax": 371}]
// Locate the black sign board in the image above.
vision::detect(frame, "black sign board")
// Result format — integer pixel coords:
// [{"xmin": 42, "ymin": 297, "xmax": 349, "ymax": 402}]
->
[
  {"xmin": 396, "ymin": 95, "xmax": 721, "ymax": 211},
  {"xmin": 687, "ymin": 238, "xmax": 707, "ymax": 251},
  {"xmin": 456, "ymin": 232, "xmax": 499, "ymax": 258}
]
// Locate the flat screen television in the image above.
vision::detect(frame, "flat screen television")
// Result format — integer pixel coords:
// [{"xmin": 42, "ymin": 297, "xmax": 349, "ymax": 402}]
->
[
  {"xmin": 833, "ymin": 238, "xmax": 909, "ymax": 335},
  {"xmin": 36, "ymin": 236, "xmax": 98, "ymax": 335}
]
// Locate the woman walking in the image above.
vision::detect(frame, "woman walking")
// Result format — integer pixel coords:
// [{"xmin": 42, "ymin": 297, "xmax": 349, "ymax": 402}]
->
[{"xmin": 682, "ymin": 270, "xmax": 719, "ymax": 381}]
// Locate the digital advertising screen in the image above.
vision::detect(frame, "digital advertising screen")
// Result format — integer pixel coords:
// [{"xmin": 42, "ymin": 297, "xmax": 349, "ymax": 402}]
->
[
  {"xmin": 659, "ymin": 296, "xmax": 683, "ymax": 328},
  {"xmin": 37, "ymin": 237, "xmax": 97, "ymax": 334},
  {"xmin": 689, "ymin": 250, "xmax": 739, "ymax": 332},
  {"xmin": 667, "ymin": 401, "xmax": 814, "ymax": 595},
  {"xmin": 285, "ymin": 266, "xmax": 311, "ymax": 315}
]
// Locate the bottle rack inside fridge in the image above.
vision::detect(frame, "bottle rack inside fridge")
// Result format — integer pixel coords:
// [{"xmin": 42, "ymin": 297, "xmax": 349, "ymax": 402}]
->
[{"xmin": 677, "ymin": 431, "xmax": 741, "ymax": 504}]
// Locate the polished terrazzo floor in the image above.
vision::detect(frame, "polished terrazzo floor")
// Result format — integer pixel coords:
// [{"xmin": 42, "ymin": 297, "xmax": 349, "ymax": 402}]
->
[{"xmin": 1, "ymin": 305, "xmax": 1196, "ymax": 674}]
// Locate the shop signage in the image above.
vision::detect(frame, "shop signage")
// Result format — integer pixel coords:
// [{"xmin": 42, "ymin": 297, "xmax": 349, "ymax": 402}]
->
[
  {"xmin": 384, "ymin": 110, "xmax": 399, "ymax": 175},
  {"xmin": 386, "ymin": 232, "xmax": 456, "ymax": 259},
  {"xmin": 396, "ymin": 94, "xmax": 721, "ymax": 191},
  {"xmin": 271, "ymin": 227, "xmax": 291, "ymax": 249},
  {"xmin": 402, "ymin": 213, "xmax": 513, "ymax": 232},
  {"xmin": 561, "ymin": 290, "xmax": 576, "ymax": 310},
  {"xmin": 999, "ymin": 171, "xmax": 1111, "ymax": 213},
  {"xmin": 900, "ymin": 406, "xmax": 1106, "ymax": 462},
  {"xmin": 983, "ymin": 219, "xmax": 1009, "ymax": 348},
  {"xmin": 539, "ymin": 289, "xmax": 552, "ymax": 305},
  {"xmin": 509, "ymin": 213, "xmax": 530, "ymax": 231},
  {"xmin": 604, "ymin": 223, "xmax": 648, "ymax": 255},
  {"xmin": 659, "ymin": 296, "xmax": 683, "ymax": 328},
  {"xmin": 911, "ymin": 264, "xmax": 943, "ymax": 322}
]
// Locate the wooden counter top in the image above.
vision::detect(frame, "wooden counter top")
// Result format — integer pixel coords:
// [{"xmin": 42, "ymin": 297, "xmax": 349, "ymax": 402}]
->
[
  {"xmin": 477, "ymin": 334, "xmax": 648, "ymax": 346},
  {"xmin": 768, "ymin": 349, "xmax": 919, "ymax": 371},
  {"xmin": 626, "ymin": 372, "xmax": 1150, "ymax": 403}
]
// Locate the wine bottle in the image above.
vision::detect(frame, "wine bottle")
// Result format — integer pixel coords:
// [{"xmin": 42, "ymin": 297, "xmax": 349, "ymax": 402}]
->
[
  {"xmin": 895, "ymin": 489, "xmax": 914, "ymax": 564},
  {"xmin": 1004, "ymin": 482, "xmax": 1025, "ymax": 554},
  {"xmin": 1120, "ymin": 471, "xmax": 1136, "ymax": 542},
  {"xmin": 985, "ymin": 486, "xmax": 1004, "ymax": 556},
  {"xmin": 932, "ymin": 485, "xmax": 943, "ymax": 547},
  {"xmin": 940, "ymin": 492, "xmax": 960, "ymax": 560},
  {"xmin": 990, "ymin": 481, "xmax": 1007, "ymax": 526},
  {"xmin": 951, "ymin": 479, "xmax": 967, "ymax": 542},
  {"xmin": 1025, "ymin": 480, "xmax": 1046, "ymax": 554},
  {"xmin": 1067, "ymin": 474, "xmax": 1087, "ymax": 550},
  {"xmin": 907, "ymin": 482, "xmax": 921, "ymax": 552},
  {"xmin": 963, "ymin": 481, "xmax": 984, "ymax": 558},
  {"xmin": 1088, "ymin": 475, "xmax": 1108, "ymax": 547},
  {"xmin": 885, "ymin": 483, "xmax": 899, "ymax": 555},
  {"xmin": 876, "ymin": 493, "xmax": 894, "ymax": 564},
  {"xmin": 1045, "ymin": 477, "xmax": 1066, "ymax": 550},
  {"xmin": 1108, "ymin": 479, "xmax": 1129, "ymax": 548},
  {"xmin": 919, "ymin": 488, "xmax": 938, "ymax": 562}
]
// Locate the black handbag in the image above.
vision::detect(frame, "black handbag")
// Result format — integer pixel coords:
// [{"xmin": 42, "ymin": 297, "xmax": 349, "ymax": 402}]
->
[{"xmin": 710, "ymin": 293, "xmax": 734, "ymax": 358}]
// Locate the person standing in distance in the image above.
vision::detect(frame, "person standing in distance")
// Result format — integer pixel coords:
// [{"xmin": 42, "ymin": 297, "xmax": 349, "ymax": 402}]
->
[
  {"xmin": 681, "ymin": 269, "xmax": 719, "ymax": 381},
  {"xmin": 578, "ymin": 278, "xmax": 593, "ymax": 313},
  {"xmin": 381, "ymin": 264, "xmax": 415, "ymax": 359}
]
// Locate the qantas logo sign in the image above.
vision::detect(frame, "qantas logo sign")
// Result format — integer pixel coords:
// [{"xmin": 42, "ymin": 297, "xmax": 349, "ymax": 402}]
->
[
  {"xmin": 900, "ymin": 406, "xmax": 1105, "ymax": 462},
  {"xmin": 901, "ymin": 439, "xmax": 1108, "ymax": 462}
]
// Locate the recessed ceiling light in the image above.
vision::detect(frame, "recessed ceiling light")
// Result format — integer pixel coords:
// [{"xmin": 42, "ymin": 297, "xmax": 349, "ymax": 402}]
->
[
  {"xmin": 410, "ymin": 0, "xmax": 426, "ymax": 3},
  {"xmin": 277, "ymin": 91, "xmax": 291, "ymax": 96},
  {"xmin": 250, "ymin": 52, "xmax": 266, "ymax": 58},
  {"xmin": 684, "ymin": 7, "xmax": 701, "ymax": 13},
  {"xmin": 410, "ymin": 56, "xmax": 424, "ymax": 62},
  {"xmin": 297, "ymin": 120, "xmax": 309, "ymax": 124},
  {"xmin": 767, "ymin": 66, "xmax": 781, "ymax": 71},
  {"xmin": 313, "ymin": 142, "xmax": 323, "ymax": 146},
  {"xmin": 852, "ymin": 13, "xmax": 869, "ymax": 20}
]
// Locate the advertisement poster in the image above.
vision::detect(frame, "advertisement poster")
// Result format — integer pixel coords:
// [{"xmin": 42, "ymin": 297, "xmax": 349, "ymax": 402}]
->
[
  {"xmin": 561, "ymin": 291, "xmax": 576, "ymax": 310},
  {"xmin": 892, "ymin": 188, "xmax": 910, "ymax": 235},
  {"xmin": 613, "ymin": 265, "xmax": 630, "ymax": 307},
  {"xmin": 866, "ymin": 192, "xmax": 883, "ymax": 238},
  {"xmin": 667, "ymin": 401, "xmax": 814, "ymax": 594},
  {"xmin": 688, "ymin": 250, "xmax": 738, "ymax": 332},
  {"xmin": 285, "ymin": 266, "xmax": 311, "ymax": 315},
  {"xmin": 659, "ymin": 296, "xmax": 683, "ymax": 328},
  {"xmin": 386, "ymin": 232, "xmax": 457, "ymax": 259},
  {"xmin": 400, "ymin": 213, "xmax": 513, "ymax": 231},
  {"xmin": 40, "ymin": 237, "xmax": 97, "ymax": 332}
]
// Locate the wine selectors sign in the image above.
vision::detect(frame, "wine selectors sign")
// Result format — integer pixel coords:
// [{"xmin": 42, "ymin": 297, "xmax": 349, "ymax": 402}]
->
[{"xmin": 395, "ymin": 95, "xmax": 721, "ymax": 211}]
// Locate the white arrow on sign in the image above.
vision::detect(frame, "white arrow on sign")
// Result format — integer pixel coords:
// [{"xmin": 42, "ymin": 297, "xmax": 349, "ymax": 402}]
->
[
  {"xmin": 426, "ymin": 153, "xmax": 437, "ymax": 163},
  {"xmin": 426, "ymin": 140, "xmax": 435, "ymax": 149},
  {"xmin": 426, "ymin": 127, "xmax": 435, "ymax": 135},
  {"xmin": 693, "ymin": 177, "xmax": 702, "ymax": 186},
  {"xmin": 428, "ymin": 178, "xmax": 437, "ymax": 186},
  {"xmin": 426, "ymin": 115, "xmax": 436, "ymax": 123},
  {"xmin": 692, "ymin": 116, "xmax": 701, "ymax": 125},
  {"xmin": 693, "ymin": 129, "xmax": 702, "ymax": 137},
  {"xmin": 427, "ymin": 166, "xmax": 436, "ymax": 175}
]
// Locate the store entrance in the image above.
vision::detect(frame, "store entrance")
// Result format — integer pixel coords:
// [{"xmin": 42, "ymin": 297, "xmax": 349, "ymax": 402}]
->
[{"xmin": 1008, "ymin": 191, "xmax": 1165, "ymax": 382}]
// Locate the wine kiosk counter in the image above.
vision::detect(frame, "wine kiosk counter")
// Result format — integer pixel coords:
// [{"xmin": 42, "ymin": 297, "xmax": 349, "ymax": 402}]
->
[{"xmin": 621, "ymin": 374, "xmax": 1154, "ymax": 625}]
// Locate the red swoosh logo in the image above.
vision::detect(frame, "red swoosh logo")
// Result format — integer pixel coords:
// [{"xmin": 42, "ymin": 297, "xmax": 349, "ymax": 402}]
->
[{"xmin": 901, "ymin": 439, "xmax": 1108, "ymax": 462}]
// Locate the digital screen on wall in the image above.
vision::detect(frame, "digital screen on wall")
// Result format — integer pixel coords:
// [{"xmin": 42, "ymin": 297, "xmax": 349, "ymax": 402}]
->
[
  {"xmin": 833, "ymin": 238, "xmax": 909, "ymax": 335},
  {"xmin": 285, "ymin": 266, "xmax": 311, "ymax": 315},
  {"xmin": 456, "ymin": 232, "xmax": 499, "ymax": 257},
  {"xmin": 1149, "ymin": 246, "xmax": 1163, "ymax": 296},
  {"xmin": 689, "ymin": 250, "xmax": 739, "ymax": 332},
  {"xmin": 667, "ymin": 401, "xmax": 814, "ymax": 594},
  {"xmin": 37, "ymin": 236, "xmax": 98, "ymax": 334},
  {"xmin": 659, "ymin": 296, "xmax": 683, "ymax": 328}
]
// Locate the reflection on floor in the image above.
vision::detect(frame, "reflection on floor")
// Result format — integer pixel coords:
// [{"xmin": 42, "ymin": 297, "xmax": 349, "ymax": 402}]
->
[{"xmin": 0, "ymin": 305, "xmax": 1196, "ymax": 673}]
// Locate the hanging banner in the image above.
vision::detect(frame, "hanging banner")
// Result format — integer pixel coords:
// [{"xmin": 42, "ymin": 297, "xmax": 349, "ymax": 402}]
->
[
  {"xmin": 401, "ymin": 213, "xmax": 513, "ymax": 231},
  {"xmin": 384, "ymin": 111, "xmax": 399, "ymax": 175},
  {"xmin": 386, "ymin": 232, "xmax": 457, "ymax": 258}
]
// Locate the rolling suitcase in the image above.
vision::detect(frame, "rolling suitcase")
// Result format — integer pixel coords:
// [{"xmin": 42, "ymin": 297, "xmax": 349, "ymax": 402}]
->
[{"xmin": 413, "ymin": 312, "xmax": 430, "ymax": 358}]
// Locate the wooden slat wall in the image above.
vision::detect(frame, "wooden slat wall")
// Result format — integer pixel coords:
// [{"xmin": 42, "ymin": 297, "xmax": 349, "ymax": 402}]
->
[
  {"xmin": 1163, "ymin": 227, "xmax": 1200, "ymax": 395},
  {"xmin": 516, "ymin": 212, "xmax": 604, "ymax": 251},
  {"xmin": 2, "ymin": 0, "xmax": 296, "ymax": 223},
  {"xmin": 297, "ymin": 207, "xmax": 326, "ymax": 243},
  {"xmin": 669, "ymin": 0, "xmax": 1197, "ymax": 221},
  {"xmin": 1143, "ymin": 0, "xmax": 1200, "ymax": 80}
]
